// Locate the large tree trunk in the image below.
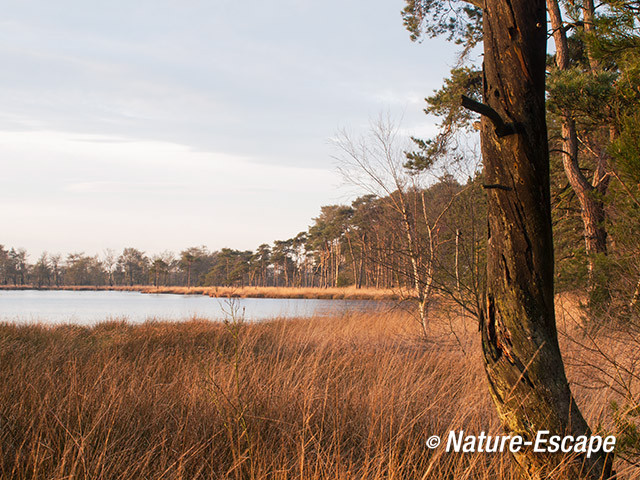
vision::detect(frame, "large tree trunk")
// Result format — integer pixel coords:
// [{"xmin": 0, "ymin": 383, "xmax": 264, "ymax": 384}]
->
[{"xmin": 478, "ymin": 0, "xmax": 612, "ymax": 477}]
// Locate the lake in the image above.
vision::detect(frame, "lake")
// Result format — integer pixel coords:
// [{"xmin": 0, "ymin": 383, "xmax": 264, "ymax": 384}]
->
[{"xmin": 0, "ymin": 290, "xmax": 388, "ymax": 325}]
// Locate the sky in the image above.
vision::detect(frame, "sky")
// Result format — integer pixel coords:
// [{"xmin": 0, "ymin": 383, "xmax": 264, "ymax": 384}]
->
[{"xmin": 0, "ymin": 0, "xmax": 465, "ymax": 259}]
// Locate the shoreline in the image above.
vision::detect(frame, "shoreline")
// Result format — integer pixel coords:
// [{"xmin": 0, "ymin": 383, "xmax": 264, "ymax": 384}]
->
[{"xmin": 0, "ymin": 284, "xmax": 403, "ymax": 300}]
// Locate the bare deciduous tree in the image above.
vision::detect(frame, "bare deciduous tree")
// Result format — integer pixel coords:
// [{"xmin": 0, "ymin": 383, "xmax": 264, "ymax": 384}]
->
[{"xmin": 334, "ymin": 116, "xmax": 458, "ymax": 335}]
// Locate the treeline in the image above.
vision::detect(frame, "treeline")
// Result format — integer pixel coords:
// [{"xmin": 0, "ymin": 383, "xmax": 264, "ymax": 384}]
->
[{"xmin": 0, "ymin": 174, "xmax": 483, "ymax": 293}]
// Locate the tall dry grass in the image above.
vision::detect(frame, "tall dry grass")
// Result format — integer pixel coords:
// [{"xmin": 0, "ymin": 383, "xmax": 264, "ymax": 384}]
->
[{"xmin": 0, "ymin": 304, "xmax": 638, "ymax": 479}]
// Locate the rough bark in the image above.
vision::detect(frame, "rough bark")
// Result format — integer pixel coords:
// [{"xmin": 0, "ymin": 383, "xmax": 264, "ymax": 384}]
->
[{"xmin": 477, "ymin": 0, "xmax": 612, "ymax": 477}]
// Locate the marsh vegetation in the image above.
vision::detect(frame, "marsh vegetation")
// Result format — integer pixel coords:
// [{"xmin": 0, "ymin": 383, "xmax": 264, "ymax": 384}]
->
[{"xmin": 1, "ymin": 302, "xmax": 638, "ymax": 479}]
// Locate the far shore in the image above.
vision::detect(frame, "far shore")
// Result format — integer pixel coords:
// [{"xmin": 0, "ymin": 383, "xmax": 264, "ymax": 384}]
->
[{"xmin": 0, "ymin": 284, "xmax": 403, "ymax": 300}]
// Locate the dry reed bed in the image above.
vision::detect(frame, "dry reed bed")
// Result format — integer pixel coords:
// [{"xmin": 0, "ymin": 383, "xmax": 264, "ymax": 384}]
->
[
  {"xmin": 0, "ymin": 285, "xmax": 401, "ymax": 300},
  {"xmin": 0, "ymin": 309, "xmax": 638, "ymax": 479}
]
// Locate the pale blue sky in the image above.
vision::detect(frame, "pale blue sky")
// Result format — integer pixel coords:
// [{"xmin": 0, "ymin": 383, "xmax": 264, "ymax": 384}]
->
[{"xmin": 0, "ymin": 0, "xmax": 466, "ymax": 257}]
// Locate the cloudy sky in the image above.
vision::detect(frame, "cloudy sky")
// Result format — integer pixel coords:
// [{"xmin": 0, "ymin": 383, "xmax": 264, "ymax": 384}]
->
[{"xmin": 1, "ymin": 0, "xmax": 464, "ymax": 258}]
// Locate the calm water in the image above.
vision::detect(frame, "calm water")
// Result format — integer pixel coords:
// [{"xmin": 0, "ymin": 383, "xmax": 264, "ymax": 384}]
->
[{"xmin": 0, "ymin": 290, "xmax": 385, "ymax": 325}]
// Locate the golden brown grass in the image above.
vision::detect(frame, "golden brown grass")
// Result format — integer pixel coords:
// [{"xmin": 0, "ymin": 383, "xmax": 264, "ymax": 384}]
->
[
  {"xmin": 148, "ymin": 285, "xmax": 401, "ymax": 300},
  {"xmin": 0, "ymin": 305, "xmax": 638, "ymax": 479},
  {"xmin": 0, "ymin": 285, "xmax": 401, "ymax": 300}
]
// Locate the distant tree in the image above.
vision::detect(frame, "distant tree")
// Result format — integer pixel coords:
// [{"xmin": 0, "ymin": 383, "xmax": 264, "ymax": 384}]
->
[
  {"xmin": 308, "ymin": 205, "xmax": 353, "ymax": 288},
  {"xmin": 204, "ymin": 248, "xmax": 251, "ymax": 286},
  {"xmin": 271, "ymin": 239, "xmax": 295, "ymax": 287},
  {"xmin": 179, "ymin": 246, "xmax": 212, "ymax": 287},
  {"xmin": 347, "ymin": 195, "xmax": 385, "ymax": 288},
  {"xmin": 0, "ymin": 245, "xmax": 9, "ymax": 285},
  {"xmin": 152, "ymin": 251, "xmax": 176, "ymax": 286},
  {"xmin": 118, "ymin": 248, "xmax": 148, "ymax": 286},
  {"xmin": 64, "ymin": 253, "xmax": 104, "ymax": 286},
  {"xmin": 49, "ymin": 254, "xmax": 62, "ymax": 287},
  {"xmin": 5, "ymin": 248, "xmax": 28, "ymax": 285},
  {"xmin": 251, "ymin": 244, "xmax": 272, "ymax": 287},
  {"xmin": 180, "ymin": 249, "xmax": 197, "ymax": 287},
  {"xmin": 102, "ymin": 249, "xmax": 117, "ymax": 286},
  {"xmin": 33, "ymin": 253, "xmax": 52, "ymax": 287},
  {"xmin": 150, "ymin": 257, "xmax": 168, "ymax": 287},
  {"xmin": 291, "ymin": 232, "xmax": 309, "ymax": 287}
]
